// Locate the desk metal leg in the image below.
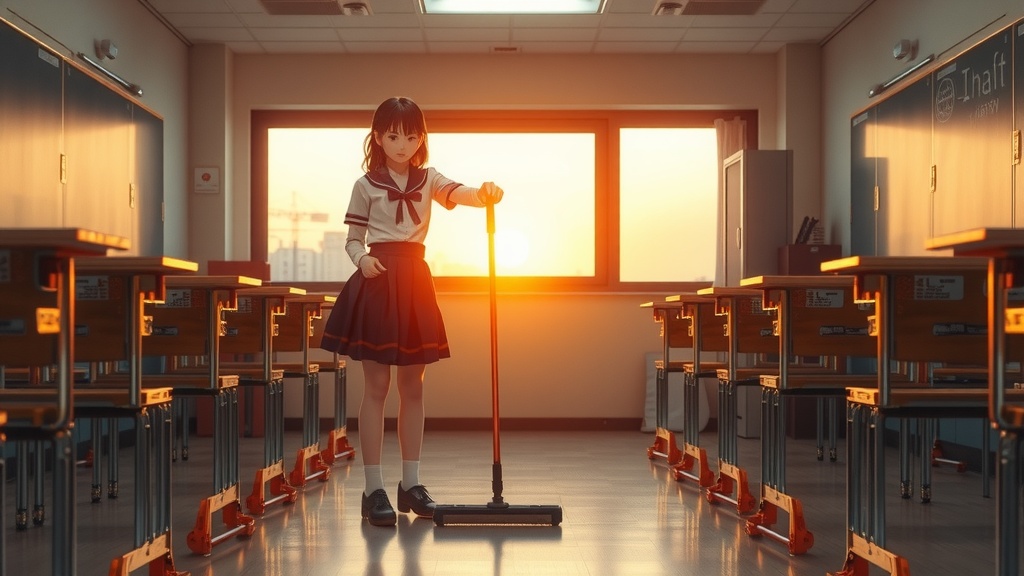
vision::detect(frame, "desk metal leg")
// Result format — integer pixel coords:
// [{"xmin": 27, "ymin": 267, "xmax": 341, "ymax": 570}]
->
[
  {"xmin": 831, "ymin": 403, "xmax": 909, "ymax": 576},
  {"xmin": 323, "ymin": 362, "xmax": 356, "ymax": 465},
  {"xmin": 107, "ymin": 404, "xmax": 185, "ymax": 576},
  {"xmin": 646, "ymin": 361, "xmax": 683, "ymax": 466},
  {"xmin": 746, "ymin": 387, "xmax": 814, "ymax": 555},
  {"xmin": 186, "ymin": 389, "xmax": 255, "ymax": 556},
  {"xmin": 706, "ymin": 378, "xmax": 754, "ymax": 514},
  {"xmin": 290, "ymin": 371, "xmax": 330, "ymax": 487},
  {"xmin": 995, "ymin": 431, "xmax": 1020, "ymax": 576},
  {"xmin": 246, "ymin": 378, "xmax": 297, "ymax": 515},
  {"xmin": 670, "ymin": 371, "xmax": 713, "ymax": 487}
]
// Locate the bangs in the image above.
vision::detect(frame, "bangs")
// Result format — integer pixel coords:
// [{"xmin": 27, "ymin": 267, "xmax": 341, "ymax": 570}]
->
[{"xmin": 374, "ymin": 99, "xmax": 427, "ymax": 137}]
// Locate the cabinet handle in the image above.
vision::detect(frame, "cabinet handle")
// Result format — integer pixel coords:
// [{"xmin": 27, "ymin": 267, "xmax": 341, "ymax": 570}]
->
[{"xmin": 735, "ymin": 227, "xmax": 742, "ymax": 249}]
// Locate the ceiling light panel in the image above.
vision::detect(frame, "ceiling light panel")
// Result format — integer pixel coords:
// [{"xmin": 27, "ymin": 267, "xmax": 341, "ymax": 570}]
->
[{"xmin": 420, "ymin": 0, "xmax": 605, "ymax": 14}]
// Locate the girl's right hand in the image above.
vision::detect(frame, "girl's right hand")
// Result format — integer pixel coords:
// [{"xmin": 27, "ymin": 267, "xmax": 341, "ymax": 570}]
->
[{"xmin": 359, "ymin": 255, "xmax": 387, "ymax": 278}]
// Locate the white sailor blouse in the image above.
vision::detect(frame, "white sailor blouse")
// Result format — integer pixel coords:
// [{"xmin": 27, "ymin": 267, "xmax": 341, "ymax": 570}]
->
[{"xmin": 343, "ymin": 165, "xmax": 487, "ymax": 267}]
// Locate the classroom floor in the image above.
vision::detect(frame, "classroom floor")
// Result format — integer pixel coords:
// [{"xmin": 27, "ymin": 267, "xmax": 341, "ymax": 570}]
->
[{"xmin": 3, "ymin": 426, "xmax": 999, "ymax": 576}]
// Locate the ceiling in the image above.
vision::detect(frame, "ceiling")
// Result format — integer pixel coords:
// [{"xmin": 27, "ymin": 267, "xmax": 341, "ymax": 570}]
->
[{"xmin": 141, "ymin": 0, "xmax": 872, "ymax": 55}]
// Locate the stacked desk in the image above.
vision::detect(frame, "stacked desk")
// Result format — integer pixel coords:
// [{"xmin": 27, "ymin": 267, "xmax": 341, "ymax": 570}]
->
[
  {"xmin": 292, "ymin": 298, "xmax": 354, "ymax": 465},
  {"xmin": 143, "ymin": 275, "xmax": 259, "ymax": 556},
  {"xmin": 820, "ymin": 256, "xmax": 996, "ymax": 576},
  {"xmin": 739, "ymin": 274, "xmax": 877, "ymax": 555},
  {"xmin": 642, "ymin": 294, "xmax": 723, "ymax": 490},
  {"xmin": 695, "ymin": 285, "xmax": 777, "ymax": 516},
  {"xmin": 0, "ymin": 228, "xmax": 129, "ymax": 576},
  {"xmin": 219, "ymin": 285, "xmax": 307, "ymax": 515},
  {"xmin": 273, "ymin": 294, "xmax": 354, "ymax": 473},
  {"xmin": 75, "ymin": 255, "xmax": 197, "ymax": 575},
  {"xmin": 925, "ymin": 228, "xmax": 1024, "ymax": 576}
]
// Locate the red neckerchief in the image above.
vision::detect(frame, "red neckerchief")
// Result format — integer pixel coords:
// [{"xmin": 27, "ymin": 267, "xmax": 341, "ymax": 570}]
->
[{"xmin": 367, "ymin": 166, "xmax": 428, "ymax": 225}]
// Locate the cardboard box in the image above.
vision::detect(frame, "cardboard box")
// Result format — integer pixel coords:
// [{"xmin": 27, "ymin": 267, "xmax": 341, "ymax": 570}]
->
[{"xmin": 778, "ymin": 244, "xmax": 842, "ymax": 275}]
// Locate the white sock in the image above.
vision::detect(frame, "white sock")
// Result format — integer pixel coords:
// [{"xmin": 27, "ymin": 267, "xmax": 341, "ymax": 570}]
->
[
  {"xmin": 364, "ymin": 464, "xmax": 384, "ymax": 494},
  {"xmin": 402, "ymin": 460, "xmax": 421, "ymax": 488}
]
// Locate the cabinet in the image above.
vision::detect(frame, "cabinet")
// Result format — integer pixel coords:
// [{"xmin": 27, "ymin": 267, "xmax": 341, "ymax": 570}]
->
[
  {"xmin": 718, "ymin": 149, "xmax": 792, "ymax": 286},
  {"xmin": 717, "ymin": 149, "xmax": 792, "ymax": 439},
  {"xmin": 0, "ymin": 18, "xmax": 163, "ymax": 255}
]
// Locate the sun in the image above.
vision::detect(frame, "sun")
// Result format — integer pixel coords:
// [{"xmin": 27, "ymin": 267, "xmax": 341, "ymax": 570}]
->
[{"xmin": 494, "ymin": 228, "xmax": 529, "ymax": 271}]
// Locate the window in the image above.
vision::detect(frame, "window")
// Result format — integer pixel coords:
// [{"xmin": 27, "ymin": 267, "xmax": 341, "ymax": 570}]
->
[{"xmin": 252, "ymin": 109, "xmax": 755, "ymax": 291}]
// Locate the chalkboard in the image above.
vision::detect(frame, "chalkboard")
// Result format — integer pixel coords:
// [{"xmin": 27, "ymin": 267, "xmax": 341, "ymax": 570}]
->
[
  {"xmin": 932, "ymin": 26, "xmax": 1014, "ymax": 237},
  {"xmin": 0, "ymin": 20, "xmax": 63, "ymax": 227}
]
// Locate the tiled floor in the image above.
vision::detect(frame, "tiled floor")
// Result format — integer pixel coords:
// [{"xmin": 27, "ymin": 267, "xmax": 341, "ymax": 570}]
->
[{"xmin": 3, "ymin": 427, "xmax": 1000, "ymax": 575}]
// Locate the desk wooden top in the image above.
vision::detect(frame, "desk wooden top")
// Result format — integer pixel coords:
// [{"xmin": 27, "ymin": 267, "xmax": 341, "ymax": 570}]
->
[
  {"xmin": 820, "ymin": 255, "xmax": 987, "ymax": 274},
  {"xmin": 0, "ymin": 228, "xmax": 129, "ymax": 252},
  {"xmin": 640, "ymin": 300, "xmax": 683, "ymax": 310},
  {"xmin": 696, "ymin": 286, "xmax": 762, "ymax": 297},
  {"xmin": 237, "ymin": 285, "xmax": 306, "ymax": 298},
  {"xmin": 740, "ymin": 275, "xmax": 855, "ymax": 289},
  {"xmin": 76, "ymin": 256, "xmax": 198, "ymax": 274},
  {"xmin": 165, "ymin": 275, "xmax": 262, "ymax": 289},
  {"xmin": 926, "ymin": 227, "xmax": 1024, "ymax": 257},
  {"xmin": 665, "ymin": 293, "xmax": 716, "ymax": 304},
  {"xmin": 285, "ymin": 293, "xmax": 337, "ymax": 305}
]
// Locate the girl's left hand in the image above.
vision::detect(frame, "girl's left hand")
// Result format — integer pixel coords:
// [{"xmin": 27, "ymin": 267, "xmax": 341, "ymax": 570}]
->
[{"xmin": 479, "ymin": 182, "xmax": 504, "ymax": 204}]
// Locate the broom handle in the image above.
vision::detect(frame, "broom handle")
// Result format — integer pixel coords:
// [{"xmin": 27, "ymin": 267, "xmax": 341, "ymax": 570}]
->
[{"xmin": 487, "ymin": 202, "xmax": 501, "ymax": 466}]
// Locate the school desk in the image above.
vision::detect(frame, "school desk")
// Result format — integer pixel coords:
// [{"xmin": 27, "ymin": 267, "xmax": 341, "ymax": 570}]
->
[
  {"xmin": 648, "ymin": 293, "xmax": 725, "ymax": 490},
  {"xmin": 143, "ymin": 274, "xmax": 260, "ymax": 556},
  {"xmin": 738, "ymin": 274, "xmax": 877, "ymax": 555},
  {"xmin": 640, "ymin": 298, "xmax": 688, "ymax": 468},
  {"xmin": 0, "ymin": 228, "xmax": 129, "ymax": 576},
  {"xmin": 298, "ymin": 296, "xmax": 355, "ymax": 465},
  {"xmin": 820, "ymin": 255, "xmax": 996, "ymax": 576},
  {"xmin": 925, "ymin": 227, "xmax": 1024, "ymax": 576},
  {"xmin": 74, "ymin": 255, "xmax": 198, "ymax": 576},
  {"xmin": 271, "ymin": 293, "xmax": 352, "ymax": 479},
  {"xmin": 695, "ymin": 285, "xmax": 777, "ymax": 516},
  {"xmin": 222, "ymin": 285, "xmax": 308, "ymax": 514}
]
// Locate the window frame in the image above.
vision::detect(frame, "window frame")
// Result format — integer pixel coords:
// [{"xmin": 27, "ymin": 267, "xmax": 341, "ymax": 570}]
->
[{"xmin": 251, "ymin": 108, "xmax": 756, "ymax": 293}]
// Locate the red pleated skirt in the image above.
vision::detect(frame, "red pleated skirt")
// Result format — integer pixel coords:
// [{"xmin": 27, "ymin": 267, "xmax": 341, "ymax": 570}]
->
[{"xmin": 319, "ymin": 242, "xmax": 450, "ymax": 366}]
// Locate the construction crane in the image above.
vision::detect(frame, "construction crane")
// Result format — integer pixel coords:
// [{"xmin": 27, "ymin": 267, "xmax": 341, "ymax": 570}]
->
[{"xmin": 269, "ymin": 191, "xmax": 329, "ymax": 280}]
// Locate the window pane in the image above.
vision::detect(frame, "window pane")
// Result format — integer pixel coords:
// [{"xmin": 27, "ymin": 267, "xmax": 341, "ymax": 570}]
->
[
  {"xmin": 267, "ymin": 129, "xmax": 595, "ymax": 280},
  {"xmin": 425, "ymin": 133, "xmax": 594, "ymax": 277},
  {"xmin": 268, "ymin": 128, "xmax": 364, "ymax": 282},
  {"xmin": 619, "ymin": 128, "xmax": 717, "ymax": 282}
]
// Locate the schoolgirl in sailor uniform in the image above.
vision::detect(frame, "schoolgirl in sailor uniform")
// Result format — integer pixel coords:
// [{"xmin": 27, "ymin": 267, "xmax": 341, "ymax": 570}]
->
[{"xmin": 320, "ymin": 97, "xmax": 503, "ymax": 526}]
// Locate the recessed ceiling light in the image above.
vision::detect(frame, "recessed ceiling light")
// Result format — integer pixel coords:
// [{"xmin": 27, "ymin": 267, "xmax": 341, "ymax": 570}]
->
[{"xmin": 419, "ymin": 0, "xmax": 605, "ymax": 14}]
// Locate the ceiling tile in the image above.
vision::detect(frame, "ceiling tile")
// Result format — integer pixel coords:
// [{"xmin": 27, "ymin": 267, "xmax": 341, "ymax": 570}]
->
[{"xmin": 513, "ymin": 27, "xmax": 599, "ymax": 41}]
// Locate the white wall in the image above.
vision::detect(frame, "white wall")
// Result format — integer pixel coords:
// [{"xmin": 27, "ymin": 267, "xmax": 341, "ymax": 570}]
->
[{"xmin": 821, "ymin": 0, "xmax": 1024, "ymax": 249}]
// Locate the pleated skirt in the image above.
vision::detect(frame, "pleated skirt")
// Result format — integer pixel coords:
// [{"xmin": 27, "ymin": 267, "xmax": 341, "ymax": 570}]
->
[{"xmin": 319, "ymin": 242, "xmax": 450, "ymax": 366}]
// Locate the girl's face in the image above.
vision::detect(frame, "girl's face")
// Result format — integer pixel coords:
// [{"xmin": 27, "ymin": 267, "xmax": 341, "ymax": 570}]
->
[{"xmin": 375, "ymin": 127, "xmax": 423, "ymax": 171}]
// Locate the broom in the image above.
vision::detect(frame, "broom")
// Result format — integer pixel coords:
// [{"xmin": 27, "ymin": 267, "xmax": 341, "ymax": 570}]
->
[{"xmin": 432, "ymin": 202, "xmax": 563, "ymax": 526}]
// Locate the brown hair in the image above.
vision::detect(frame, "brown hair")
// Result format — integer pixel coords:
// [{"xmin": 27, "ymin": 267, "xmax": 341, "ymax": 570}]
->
[{"xmin": 362, "ymin": 97, "xmax": 429, "ymax": 172}]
